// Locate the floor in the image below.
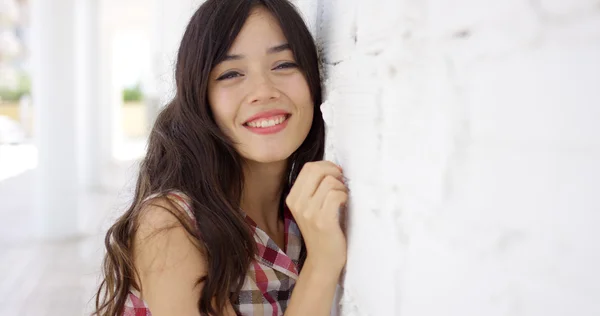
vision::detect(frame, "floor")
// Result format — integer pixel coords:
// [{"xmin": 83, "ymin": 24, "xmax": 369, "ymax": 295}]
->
[{"xmin": 0, "ymin": 147, "xmax": 140, "ymax": 316}]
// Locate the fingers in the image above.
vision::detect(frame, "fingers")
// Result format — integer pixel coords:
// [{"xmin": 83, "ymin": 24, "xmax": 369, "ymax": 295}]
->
[
  {"xmin": 286, "ymin": 161, "xmax": 342, "ymax": 210},
  {"xmin": 321, "ymin": 190, "xmax": 348, "ymax": 220},
  {"xmin": 285, "ymin": 161, "xmax": 349, "ymax": 269},
  {"xmin": 294, "ymin": 161, "xmax": 342, "ymax": 198},
  {"xmin": 309, "ymin": 175, "xmax": 347, "ymax": 213}
]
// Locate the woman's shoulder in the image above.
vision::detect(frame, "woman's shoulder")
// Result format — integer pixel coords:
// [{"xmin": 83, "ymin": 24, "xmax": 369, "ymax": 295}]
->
[
  {"xmin": 133, "ymin": 190, "xmax": 200, "ymax": 249},
  {"xmin": 132, "ymin": 191, "xmax": 209, "ymax": 315},
  {"xmin": 142, "ymin": 190, "xmax": 195, "ymax": 223}
]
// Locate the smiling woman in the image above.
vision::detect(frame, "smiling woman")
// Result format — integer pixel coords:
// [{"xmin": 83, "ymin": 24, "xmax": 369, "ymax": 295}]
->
[
  {"xmin": 93, "ymin": 1, "xmax": 348, "ymax": 316},
  {"xmin": 208, "ymin": 10, "xmax": 314, "ymax": 165}
]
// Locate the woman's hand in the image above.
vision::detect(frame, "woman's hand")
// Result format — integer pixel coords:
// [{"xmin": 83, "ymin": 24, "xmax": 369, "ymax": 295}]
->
[{"xmin": 286, "ymin": 161, "xmax": 348, "ymax": 272}]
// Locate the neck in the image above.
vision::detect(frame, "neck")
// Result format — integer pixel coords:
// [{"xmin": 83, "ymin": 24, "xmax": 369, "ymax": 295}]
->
[{"xmin": 240, "ymin": 159, "xmax": 288, "ymax": 234}]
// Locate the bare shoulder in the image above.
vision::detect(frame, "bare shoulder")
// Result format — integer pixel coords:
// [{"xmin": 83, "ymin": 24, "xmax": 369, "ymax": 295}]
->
[
  {"xmin": 134, "ymin": 195, "xmax": 206, "ymax": 271},
  {"xmin": 136, "ymin": 194, "xmax": 193, "ymax": 230},
  {"xmin": 132, "ymin": 196, "xmax": 208, "ymax": 315},
  {"xmin": 132, "ymin": 195, "xmax": 237, "ymax": 315}
]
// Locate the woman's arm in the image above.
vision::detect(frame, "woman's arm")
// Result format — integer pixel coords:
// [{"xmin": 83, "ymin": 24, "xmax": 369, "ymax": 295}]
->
[
  {"xmin": 284, "ymin": 161, "xmax": 349, "ymax": 315},
  {"xmin": 133, "ymin": 198, "xmax": 236, "ymax": 316},
  {"xmin": 285, "ymin": 257, "xmax": 342, "ymax": 315}
]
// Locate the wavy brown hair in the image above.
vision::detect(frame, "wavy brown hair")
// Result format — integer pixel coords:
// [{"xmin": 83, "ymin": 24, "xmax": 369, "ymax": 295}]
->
[{"xmin": 92, "ymin": 0, "xmax": 324, "ymax": 315}]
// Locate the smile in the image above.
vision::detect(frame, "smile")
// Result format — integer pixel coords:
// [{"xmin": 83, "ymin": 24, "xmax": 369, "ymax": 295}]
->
[{"xmin": 243, "ymin": 114, "xmax": 290, "ymax": 135}]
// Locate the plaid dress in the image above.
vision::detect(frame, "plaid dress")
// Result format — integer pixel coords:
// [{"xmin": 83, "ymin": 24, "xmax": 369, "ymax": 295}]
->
[{"xmin": 123, "ymin": 191, "xmax": 303, "ymax": 316}]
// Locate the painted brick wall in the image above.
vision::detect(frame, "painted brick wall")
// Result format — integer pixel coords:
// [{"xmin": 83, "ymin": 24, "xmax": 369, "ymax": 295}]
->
[{"xmin": 292, "ymin": 0, "xmax": 600, "ymax": 315}]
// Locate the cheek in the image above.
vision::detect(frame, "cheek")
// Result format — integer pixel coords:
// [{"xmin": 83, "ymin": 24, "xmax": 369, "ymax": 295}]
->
[
  {"xmin": 284, "ymin": 74, "xmax": 313, "ymax": 111},
  {"xmin": 209, "ymin": 87, "xmax": 240, "ymax": 130}
]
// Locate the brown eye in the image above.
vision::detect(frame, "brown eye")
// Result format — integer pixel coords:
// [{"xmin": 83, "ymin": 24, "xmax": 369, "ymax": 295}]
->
[
  {"xmin": 273, "ymin": 62, "xmax": 298, "ymax": 70},
  {"xmin": 217, "ymin": 71, "xmax": 243, "ymax": 81}
]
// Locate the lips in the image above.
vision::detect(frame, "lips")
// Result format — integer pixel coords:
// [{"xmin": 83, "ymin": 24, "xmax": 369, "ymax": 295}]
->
[
  {"xmin": 243, "ymin": 109, "xmax": 291, "ymax": 125},
  {"xmin": 243, "ymin": 115, "xmax": 290, "ymax": 135}
]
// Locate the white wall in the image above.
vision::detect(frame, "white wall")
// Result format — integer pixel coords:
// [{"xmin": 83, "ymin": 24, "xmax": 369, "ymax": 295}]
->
[
  {"xmin": 150, "ymin": 1, "xmax": 600, "ymax": 314},
  {"xmin": 292, "ymin": 0, "xmax": 600, "ymax": 315}
]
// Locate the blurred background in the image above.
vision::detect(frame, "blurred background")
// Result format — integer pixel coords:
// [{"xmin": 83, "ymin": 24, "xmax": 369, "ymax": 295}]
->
[
  {"xmin": 0, "ymin": 0, "xmax": 204, "ymax": 314},
  {"xmin": 2, "ymin": 0, "xmax": 600, "ymax": 315}
]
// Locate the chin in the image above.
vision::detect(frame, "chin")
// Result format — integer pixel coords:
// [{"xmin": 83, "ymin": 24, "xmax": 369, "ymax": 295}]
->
[
  {"xmin": 238, "ymin": 142, "xmax": 299, "ymax": 164},
  {"xmin": 245, "ymin": 151, "xmax": 291, "ymax": 164},
  {"xmin": 236, "ymin": 137, "xmax": 306, "ymax": 165}
]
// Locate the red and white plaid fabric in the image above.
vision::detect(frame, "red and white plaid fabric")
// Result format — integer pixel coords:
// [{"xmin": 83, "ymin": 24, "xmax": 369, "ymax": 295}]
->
[
  {"xmin": 123, "ymin": 289, "xmax": 151, "ymax": 316},
  {"xmin": 123, "ymin": 191, "xmax": 303, "ymax": 316}
]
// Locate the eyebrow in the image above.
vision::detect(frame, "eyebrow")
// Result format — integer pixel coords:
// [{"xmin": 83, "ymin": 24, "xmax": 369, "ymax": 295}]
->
[{"xmin": 222, "ymin": 43, "xmax": 291, "ymax": 62}]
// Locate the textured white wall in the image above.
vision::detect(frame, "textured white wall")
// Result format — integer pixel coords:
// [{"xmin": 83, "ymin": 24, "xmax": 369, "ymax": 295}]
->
[
  {"xmin": 291, "ymin": 0, "xmax": 600, "ymax": 315},
  {"xmin": 153, "ymin": 1, "xmax": 600, "ymax": 314}
]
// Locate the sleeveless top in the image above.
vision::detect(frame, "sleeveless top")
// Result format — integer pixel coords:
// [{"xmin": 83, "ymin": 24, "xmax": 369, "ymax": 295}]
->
[{"xmin": 122, "ymin": 191, "xmax": 304, "ymax": 316}]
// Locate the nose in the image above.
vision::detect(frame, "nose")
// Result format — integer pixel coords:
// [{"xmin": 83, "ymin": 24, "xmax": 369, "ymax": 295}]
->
[{"xmin": 245, "ymin": 72, "xmax": 280, "ymax": 105}]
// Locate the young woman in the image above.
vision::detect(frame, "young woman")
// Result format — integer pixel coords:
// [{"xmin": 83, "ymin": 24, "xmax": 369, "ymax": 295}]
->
[{"xmin": 94, "ymin": 0, "xmax": 348, "ymax": 315}]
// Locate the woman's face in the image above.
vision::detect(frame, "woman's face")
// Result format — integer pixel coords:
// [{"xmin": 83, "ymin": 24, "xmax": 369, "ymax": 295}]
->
[{"xmin": 208, "ymin": 6, "xmax": 313, "ymax": 164}]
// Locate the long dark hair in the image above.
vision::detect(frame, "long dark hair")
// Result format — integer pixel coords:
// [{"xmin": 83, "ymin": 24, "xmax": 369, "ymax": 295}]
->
[{"xmin": 93, "ymin": 0, "xmax": 324, "ymax": 315}]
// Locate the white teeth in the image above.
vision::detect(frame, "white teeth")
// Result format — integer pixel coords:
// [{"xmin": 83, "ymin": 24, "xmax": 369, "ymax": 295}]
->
[{"xmin": 247, "ymin": 115, "xmax": 287, "ymax": 128}]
